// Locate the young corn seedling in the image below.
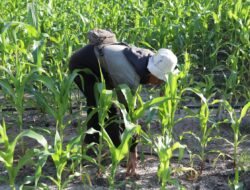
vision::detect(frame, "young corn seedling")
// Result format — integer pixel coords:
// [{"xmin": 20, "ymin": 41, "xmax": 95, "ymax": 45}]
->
[
  {"xmin": 180, "ymin": 88, "xmax": 222, "ymax": 174},
  {"xmin": 0, "ymin": 65, "xmax": 43, "ymax": 153},
  {"xmin": 118, "ymin": 83, "xmax": 172, "ymax": 164},
  {"xmin": 0, "ymin": 119, "xmax": 48, "ymax": 190},
  {"xmin": 158, "ymin": 72, "xmax": 179, "ymax": 137},
  {"xmin": 119, "ymin": 84, "xmax": 168, "ymax": 131},
  {"xmin": 158, "ymin": 52, "xmax": 190, "ymax": 137},
  {"xmin": 33, "ymin": 71, "xmax": 78, "ymax": 139},
  {"xmin": 154, "ymin": 52, "xmax": 193, "ymax": 187},
  {"xmin": 101, "ymin": 100, "xmax": 141, "ymax": 189},
  {"xmin": 212, "ymin": 100, "xmax": 250, "ymax": 189},
  {"xmin": 155, "ymin": 73, "xmax": 183, "ymax": 189},
  {"xmin": 92, "ymin": 80, "xmax": 114, "ymax": 176},
  {"xmin": 153, "ymin": 135, "xmax": 185, "ymax": 190},
  {"xmin": 94, "ymin": 75, "xmax": 167, "ymax": 187},
  {"xmin": 32, "ymin": 71, "xmax": 81, "ymax": 189},
  {"xmin": 46, "ymin": 130, "xmax": 88, "ymax": 190}
]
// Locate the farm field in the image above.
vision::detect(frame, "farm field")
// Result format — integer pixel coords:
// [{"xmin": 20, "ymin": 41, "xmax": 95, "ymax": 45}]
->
[
  {"xmin": 0, "ymin": 0, "xmax": 250, "ymax": 190},
  {"xmin": 0, "ymin": 104, "xmax": 250, "ymax": 190}
]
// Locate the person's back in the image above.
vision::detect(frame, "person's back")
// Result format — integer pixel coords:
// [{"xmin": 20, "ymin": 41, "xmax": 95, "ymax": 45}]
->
[{"xmin": 97, "ymin": 44, "xmax": 140, "ymax": 89}]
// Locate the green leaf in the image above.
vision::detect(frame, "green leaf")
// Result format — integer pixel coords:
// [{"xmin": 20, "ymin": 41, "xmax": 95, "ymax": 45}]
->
[
  {"xmin": 47, "ymin": 176, "xmax": 60, "ymax": 187},
  {"xmin": 82, "ymin": 155, "xmax": 97, "ymax": 165},
  {"xmin": 10, "ymin": 130, "xmax": 48, "ymax": 155},
  {"xmin": 54, "ymin": 130, "xmax": 62, "ymax": 153},
  {"xmin": 239, "ymin": 102, "xmax": 250, "ymax": 123},
  {"xmin": 2, "ymin": 21, "xmax": 39, "ymax": 38},
  {"xmin": 0, "ymin": 79, "xmax": 15, "ymax": 100},
  {"xmin": 0, "ymin": 153, "xmax": 8, "ymax": 166},
  {"xmin": 212, "ymin": 12, "xmax": 220, "ymax": 24},
  {"xmin": 33, "ymin": 90, "xmax": 55, "ymax": 118},
  {"xmin": 36, "ymin": 75, "xmax": 58, "ymax": 96},
  {"xmin": 14, "ymin": 149, "xmax": 36, "ymax": 180},
  {"xmin": 134, "ymin": 96, "xmax": 169, "ymax": 120},
  {"xmin": 182, "ymin": 131, "xmax": 201, "ymax": 143},
  {"xmin": 182, "ymin": 87, "xmax": 207, "ymax": 104},
  {"xmin": 119, "ymin": 84, "xmax": 134, "ymax": 110},
  {"xmin": 0, "ymin": 120, "xmax": 9, "ymax": 147}
]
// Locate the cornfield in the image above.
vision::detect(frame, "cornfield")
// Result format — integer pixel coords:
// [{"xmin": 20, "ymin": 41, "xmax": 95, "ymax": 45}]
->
[{"xmin": 0, "ymin": 0, "xmax": 249, "ymax": 189}]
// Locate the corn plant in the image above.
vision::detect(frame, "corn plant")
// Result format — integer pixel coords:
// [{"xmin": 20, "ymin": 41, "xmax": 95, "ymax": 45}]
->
[
  {"xmin": 154, "ymin": 72, "xmax": 183, "ymax": 189},
  {"xmin": 0, "ymin": 65, "xmax": 42, "ymax": 131},
  {"xmin": 153, "ymin": 135, "xmax": 185, "ymax": 190},
  {"xmin": 33, "ymin": 71, "xmax": 78, "ymax": 139},
  {"xmin": 44, "ymin": 108, "xmax": 97, "ymax": 190},
  {"xmin": 158, "ymin": 73, "xmax": 179, "ymax": 137},
  {"xmin": 180, "ymin": 88, "xmax": 224, "ymax": 174},
  {"xmin": 0, "ymin": 65, "xmax": 43, "ymax": 153},
  {"xmin": 158, "ymin": 52, "xmax": 190, "ymax": 137},
  {"xmin": 93, "ymin": 73, "xmax": 168, "ymax": 187},
  {"xmin": 81, "ymin": 66, "xmax": 113, "ymax": 175},
  {"xmin": 119, "ymin": 84, "xmax": 171, "ymax": 126},
  {"xmin": 0, "ymin": 119, "xmax": 48, "ymax": 190},
  {"xmin": 118, "ymin": 84, "xmax": 170, "ymax": 151},
  {"xmin": 31, "ymin": 71, "xmax": 81, "ymax": 189},
  {"xmin": 152, "ymin": 52, "xmax": 191, "ymax": 187},
  {"xmin": 212, "ymin": 100, "xmax": 250, "ymax": 189},
  {"xmin": 101, "ymin": 101, "xmax": 141, "ymax": 189},
  {"xmin": 46, "ymin": 130, "xmax": 89, "ymax": 190}
]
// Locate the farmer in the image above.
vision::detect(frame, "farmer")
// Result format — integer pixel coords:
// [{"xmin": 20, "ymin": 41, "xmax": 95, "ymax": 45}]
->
[{"xmin": 69, "ymin": 29, "xmax": 178, "ymax": 177}]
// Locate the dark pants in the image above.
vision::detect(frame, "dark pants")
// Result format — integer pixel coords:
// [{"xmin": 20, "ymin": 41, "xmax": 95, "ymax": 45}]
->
[{"xmin": 69, "ymin": 45, "xmax": 136, "ymax": 151}]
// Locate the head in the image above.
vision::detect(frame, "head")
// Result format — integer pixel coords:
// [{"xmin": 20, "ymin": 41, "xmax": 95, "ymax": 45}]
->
[
  {"xmin": 147, "ymin": 48, "xmax": 177, "ymax": 82},
  {"xmin": 147, "ymin": 73, "xmax": 165, "ymax": 85}
]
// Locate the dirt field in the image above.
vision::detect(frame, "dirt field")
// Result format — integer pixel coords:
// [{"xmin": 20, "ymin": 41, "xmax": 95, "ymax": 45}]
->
[{"xmin": 0, "ymin": 104, "xmax": 250, "ymax": 190}]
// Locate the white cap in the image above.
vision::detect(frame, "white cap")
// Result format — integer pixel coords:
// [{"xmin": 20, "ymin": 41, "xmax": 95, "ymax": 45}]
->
[{"xmin": 147, "ymin": 48, "xmax": 177, "ymax": 81}]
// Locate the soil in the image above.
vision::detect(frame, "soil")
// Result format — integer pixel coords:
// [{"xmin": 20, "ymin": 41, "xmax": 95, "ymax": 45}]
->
[{"xmin": 0, "ymin": 96, "xmax": 250, "ymax": 190}]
